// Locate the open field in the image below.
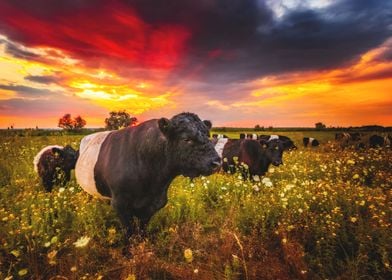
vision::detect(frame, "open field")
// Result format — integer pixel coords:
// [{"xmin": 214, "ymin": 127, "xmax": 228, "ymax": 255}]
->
[{"xmin": 0, "ymin": 132, "xmax": 391, "ymax": 279}]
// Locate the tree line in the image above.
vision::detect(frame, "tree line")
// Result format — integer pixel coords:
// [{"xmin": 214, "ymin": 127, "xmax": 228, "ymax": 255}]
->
[{"xmin": 58, "ymin": 111, "xmax": 137, "ymax": 131}]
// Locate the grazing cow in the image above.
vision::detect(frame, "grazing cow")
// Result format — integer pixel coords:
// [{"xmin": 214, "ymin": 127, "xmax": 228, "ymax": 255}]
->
[
  {"xmin": 222, "ymin": 139, "xmax": 284, "ymax": 179},
  {"xmin": 303, "ymin": 137, "xmax": 319, "ymax": 147},
  {"xmin": 335, "ymin": 132, "xmax": 363, "ymax": 149},
  {"xmin": 33, "ymin": 145, "xmax": 79, "ymax": 192},
  {"xmin": 369, "ymin": 135, "xmax": 391, "ymax": 148},
  {"xmin": 75, "ymin": 112, "xmax": 221, "ymax": 237},
  {"xmin": 259, "ymin": 134, "xmax": 297, "ymax": 151},
  {"xmin": 335, "ymin": 132, "xmax": 361, "ymax": 141}
]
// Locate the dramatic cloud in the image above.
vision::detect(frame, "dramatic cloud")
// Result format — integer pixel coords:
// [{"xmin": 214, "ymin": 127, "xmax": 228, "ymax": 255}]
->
[
  {"xmin": 24, "ymin": 75, "xmax": 62, "ymax": 84},
  {"xmin": 0, "ymin": 84, "xmax": 54, "ymax": 97},
  {"xmin": 0, "ymin": 0, "xmax": 391, "ymax": 127}
]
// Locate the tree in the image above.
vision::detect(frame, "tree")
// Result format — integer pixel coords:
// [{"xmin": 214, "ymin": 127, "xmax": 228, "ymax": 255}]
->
[
  {"xmin": 315, "ymin": 122, "xmax": 326, "ymax": 130},
  {"xmin": 58, "ymin": 114, "xmax": 74, "ymax": 130},
  {"xmin": 105, "ymin": 111, "xmax": 137, "ymax": 130},
  {"xmin": 58, "ymin": 114, "xmax": 86, "ymax": 130},
  {"xmin": 254, "ymin": 124, "xmax": 264, "ymax": 131},
  {"xmin": 73, "ymin": 115, "xmax": 87, "ymax": 129}
]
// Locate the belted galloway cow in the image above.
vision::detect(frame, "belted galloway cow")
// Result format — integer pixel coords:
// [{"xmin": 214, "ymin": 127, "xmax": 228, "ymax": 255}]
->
[
  {"xmin": 259, "ymin": 134, "xmax": 297, "ymax": 151},
  {"xmin": 34, "ymin": 145, "xmax": 78, "ymax": 192},
  {"xmin": 221, "ymin": 139, "xmax": 284, "ymax": 179},
  {"xmin": 303, "ymin": 137, "xmax": 320, "ymax": 147},
  {"xmin": 75, "ymin": 112, "xmax": 221, "ymax": 237}
]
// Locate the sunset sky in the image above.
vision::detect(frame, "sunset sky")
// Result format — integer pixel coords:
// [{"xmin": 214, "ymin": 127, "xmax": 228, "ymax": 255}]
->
[{"xmin": 0, "ymin": 0, "xmax": 391, "ymax": 128}]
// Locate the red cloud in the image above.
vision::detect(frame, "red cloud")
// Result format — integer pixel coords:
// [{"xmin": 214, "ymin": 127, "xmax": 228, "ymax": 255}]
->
[{"xmin": 0, "ymin": 1, "xmax": 191, "ymax": 69}]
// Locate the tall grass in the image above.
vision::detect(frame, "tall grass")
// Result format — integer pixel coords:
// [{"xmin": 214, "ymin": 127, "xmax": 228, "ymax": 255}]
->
[{"xmin": 0, "ymin": 133, "xmax": 391, "ymax": 279}]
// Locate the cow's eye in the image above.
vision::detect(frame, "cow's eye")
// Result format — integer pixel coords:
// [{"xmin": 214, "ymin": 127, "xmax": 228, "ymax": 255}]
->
[{"xmin": 182, "ymin": 138, "xmax": 193, "ymax": 143}]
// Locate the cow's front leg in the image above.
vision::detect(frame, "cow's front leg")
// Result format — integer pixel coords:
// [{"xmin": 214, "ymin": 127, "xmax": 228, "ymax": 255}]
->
[
  {"xmin": 111, "ymin": 196, "xmax": 135, "ymax": 239},
  {"xmin": 42, "ymin": 173, "xmax": 54, "ymax": 192}
]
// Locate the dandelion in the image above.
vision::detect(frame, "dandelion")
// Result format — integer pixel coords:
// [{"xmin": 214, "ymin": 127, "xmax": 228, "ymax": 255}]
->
[
  {"xmin": 350, "ymin": 217, "xmax": 358, "ymax": 223},
  {"xmin": 194, "ymin": 269, "xmax": 199, "ymax": 274},
  {"xmin": 347, "ymin": 160, "xmax": 355, "ymax": 165},
  {"xmin": 252, "ymin": 185, "xmax": 260, "ymax": 192},
  {"xmin": 74, "ymin": 236, "xmax": 91, "ymax": 248},
  {"xmin": 184, "ymin": 248, "xmax": 193, "ymax": 263},
  {"xmin": 281, "ymin": 238, "xmax": 287, "ymax": 244},
  {"xmin": 70, "ymin": 266, "xmax": 77, "ymax": 272},
  {"xmin": 124, "ymin": 274, "xmax": 136, "ymax": 280},
  {"xmin": 352, "ymin": 174, "xmax": 359, "ymax": 179},
  {"xmin": 47, "ymin": 250, "xmax": 57, "ymax": 265},
  {"xmin": 18, "ymin": 269, "xmax": 28, "ymax": 277}
]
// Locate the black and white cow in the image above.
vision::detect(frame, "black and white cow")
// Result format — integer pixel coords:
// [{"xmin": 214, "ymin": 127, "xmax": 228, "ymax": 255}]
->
[
  {"xmin": 303, "ymin": 137, "xmax": 320, "ymax": 147},
  {"xmin": 369, "ymin": 134, "xmax": 391, "ymax": 148},
  {"xmin": 335, "ymin": 132, "xmax": 362, "ymax": 149},
  {"xmin": 259, "ymin": 134, "xmax": 297, "ymax": 151},
  {"xmin": 34, "ymin": 145, "xmax": 79, "ymax": 192},
  {"xmin": 221, "ymin": 139, "xmax": 284, "ymax": 179},
  {"xmin": 75, "ymin": 112, "xmax": 221, "ymax": 237}
]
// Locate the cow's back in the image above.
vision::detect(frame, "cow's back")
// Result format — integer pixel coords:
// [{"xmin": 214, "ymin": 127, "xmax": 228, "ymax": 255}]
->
[{"xmin": 75, "ymin": 131, "xmax": 112, "ymax": 198}]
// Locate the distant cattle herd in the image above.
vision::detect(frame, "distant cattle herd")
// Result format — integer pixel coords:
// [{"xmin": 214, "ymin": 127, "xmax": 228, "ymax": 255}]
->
[{"xmin": 33, "ymin": 113, "xmax": 391, "ymax": 238}]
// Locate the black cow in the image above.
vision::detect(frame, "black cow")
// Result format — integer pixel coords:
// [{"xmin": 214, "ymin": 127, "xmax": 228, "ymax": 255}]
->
[
  {"xmin": 369, "ymin": 135, "xmax": 391, "ymax": 148},
  {"xmin": 33, "ymin": 145, "xmax": 79, "ymax": 192},
  {"xmin": 303, "ymin": 137, "xmax": 319, "ymax": 147},
  {"xmin": 75, "ymin": 112, "xmax": 221, "ymax": 237},
  {"xmin": 222, "ymin": 139, "xmax": 284, "ymax": 179},
  {"xmin": 259, "ymin": 134, "xmax": 297, "ymax": 151}
]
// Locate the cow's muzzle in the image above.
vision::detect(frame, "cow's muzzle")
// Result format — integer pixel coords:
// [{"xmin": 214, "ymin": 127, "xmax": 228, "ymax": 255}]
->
[{"xmin": 272, "ymin": 160, "xmax": 283, "ymax": 166}]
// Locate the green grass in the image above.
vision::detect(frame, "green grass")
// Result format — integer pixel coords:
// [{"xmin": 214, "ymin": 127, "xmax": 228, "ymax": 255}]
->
[{"xmin": 0, "ymin": 133, "xmax": 391, "ymax": 279}]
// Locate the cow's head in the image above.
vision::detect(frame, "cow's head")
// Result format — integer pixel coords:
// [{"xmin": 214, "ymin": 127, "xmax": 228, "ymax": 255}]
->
[
  {"xmin": 284, "ymin": 140, "xmax": 297, "ymax": 151},
  {"xmin": 159, "ymin": 112, "xmax": 221, "ymax": 178},
  {"xmin": 260, "ymin": 139, "xmax": 284, "ymax": 166},
  {"xmin": 52, "ymin": 145, "xmax": 79, "ymax": 169}
]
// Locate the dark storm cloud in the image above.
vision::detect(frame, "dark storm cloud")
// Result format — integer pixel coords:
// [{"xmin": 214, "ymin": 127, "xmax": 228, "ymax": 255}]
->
[
  {"xmin": 0, "ymin": 84, "xmax": 53, "ymax": 97},
  {"xmin": 0, "ymin": 0, "xmax": 391, "ymax": 83},
  {"xmin": 24, "ymin": 75, "xmax": 61, "ymax": 84},
  {"xmin": 3, "ymin": 41, "xmax": 41, "ymax": 60},
  {"xmin": 174, "ymin": 0, "xmax": 392, "ymax": 82}
]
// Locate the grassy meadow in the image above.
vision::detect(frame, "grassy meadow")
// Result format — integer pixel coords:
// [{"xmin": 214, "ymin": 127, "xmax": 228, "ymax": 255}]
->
[{"xmin": 0, "ymin": 131, "xmax": 391, "ymax": 279}]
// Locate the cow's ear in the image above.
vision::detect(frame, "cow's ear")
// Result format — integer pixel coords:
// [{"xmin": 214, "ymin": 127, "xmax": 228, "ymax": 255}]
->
[
  {"xmin": 158, "ymin": 118, "xmax": 172, "ymax": 136},
  {"xmin": 203, "ymin": 120, "xmax": 212, "ymax": 130},
  {"xmin": 52, "ymin": 147, "xmax": 63, "ymax": 157}
]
